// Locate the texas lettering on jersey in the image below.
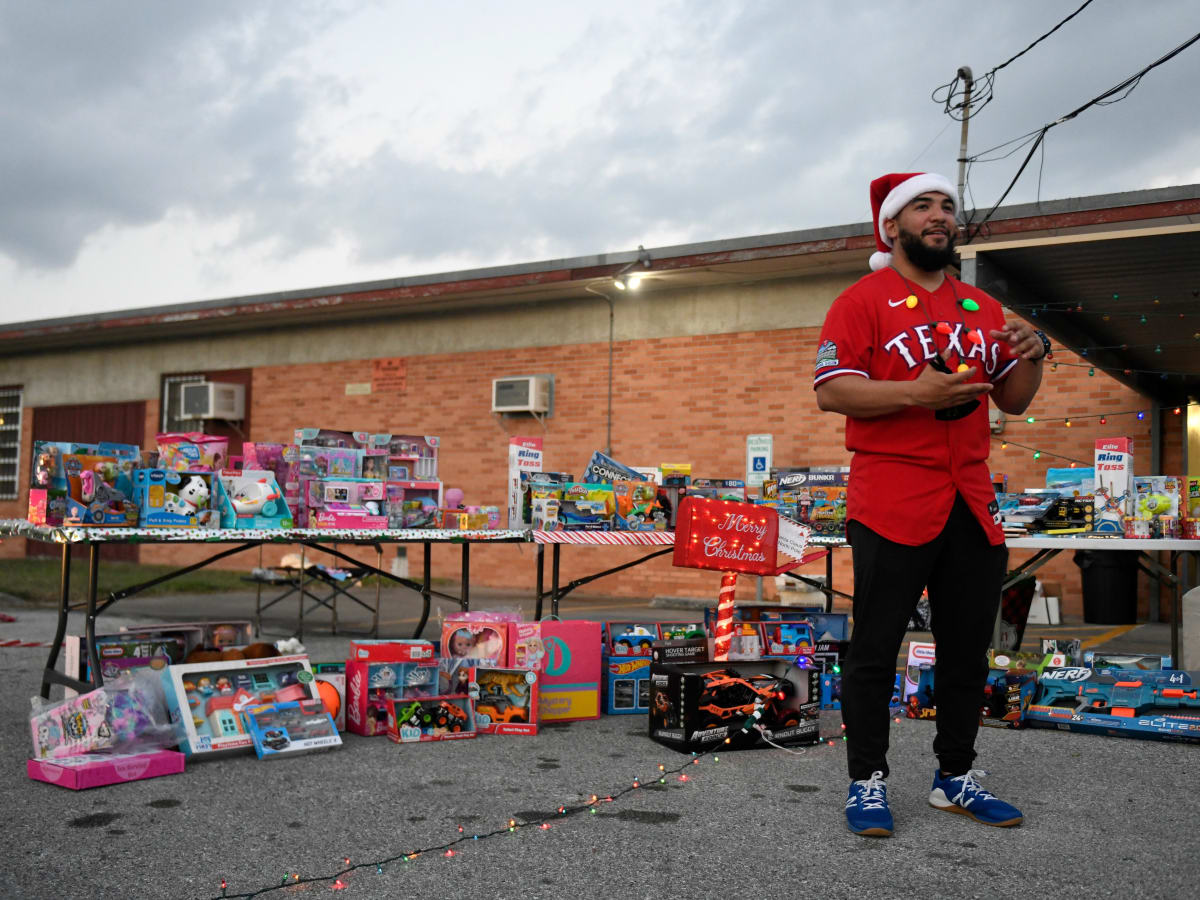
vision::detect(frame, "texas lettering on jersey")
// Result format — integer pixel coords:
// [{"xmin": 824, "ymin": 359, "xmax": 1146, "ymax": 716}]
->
[{"xmin": 882, "ymin": 321, "xmax": 1005, "ymax": 377}]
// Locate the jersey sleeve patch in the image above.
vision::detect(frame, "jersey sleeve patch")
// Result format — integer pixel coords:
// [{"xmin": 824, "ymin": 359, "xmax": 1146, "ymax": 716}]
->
[{"xmin": 814, "ymin": 339, "xmax": 839, "ymax": 372}]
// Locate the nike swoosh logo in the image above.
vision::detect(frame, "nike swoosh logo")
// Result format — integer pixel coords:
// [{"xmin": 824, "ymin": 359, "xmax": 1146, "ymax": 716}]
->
[{"xmin": 887, "ymin": 298, "xmax": 906, "ymax": 307}]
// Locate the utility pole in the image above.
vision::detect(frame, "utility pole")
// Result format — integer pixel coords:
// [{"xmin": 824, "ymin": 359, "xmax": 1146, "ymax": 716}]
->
[{"xmin": 956, "ymin": 65, "xmax": 974, "ymax": 215}]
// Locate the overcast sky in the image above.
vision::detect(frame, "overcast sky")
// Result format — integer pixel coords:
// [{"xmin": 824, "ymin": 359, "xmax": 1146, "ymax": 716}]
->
[{"xmin": 1, "ymin": 0, "xmax": 1197, "ymax": 325}]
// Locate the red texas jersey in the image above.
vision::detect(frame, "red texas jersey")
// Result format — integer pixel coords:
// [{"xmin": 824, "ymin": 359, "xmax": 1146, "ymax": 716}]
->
[{"xmin": 812, "ymin": 268, "xmax": 1019, "ymax": 546}]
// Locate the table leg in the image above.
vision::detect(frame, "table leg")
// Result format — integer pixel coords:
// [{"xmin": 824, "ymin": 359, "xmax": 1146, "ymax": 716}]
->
[
  {"xmin": 1171, "ymin": 551, "xmax": 1181, "ymax": 665},
  {"xmin": 297, "ymin": 546, "xmax": 307, "ymax": 641},
  {"xmin": 85, "ymin": 543, "xmax": 102, "ymax": 688},
  {"xmin": 551, "ymin": 543, "xmax": 561, "ymax": 619},
  {"xmin": 535, "ymin": 543, "xmax": 545, "ymax": 620},
  {"xmin": 41, "ymin": 542, "xmax": 74, "ymax": 699},
  {"xmin": 825, "ymin": 549, "xmax": 834, "ymax": 614},
  {"xmin": 255, "ymin": 545, "xmax": 264, "ymax": 637},
  {"xmin": 373, "ymin": 545, "xmax": 382, "ymax": 638},
  {"xmin": 461, "ymin": 543, "xmax": 470, "ymax": 612},
  {"xmin": 413, "ymin": 542, "xmax": 432, "ymax": 640}
]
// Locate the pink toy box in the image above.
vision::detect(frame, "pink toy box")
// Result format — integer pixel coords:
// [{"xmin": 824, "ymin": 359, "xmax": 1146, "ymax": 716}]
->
[
  {"xmin": 156, "ymin": 432, "xmax": 229, "ymax": 472},
  {"xmin": 385, "ymin": 480, "xmax": 444, "ymax": 528},
  {"xmin": 348, "ymin": 639, "xmax": 436, "ymax": 663},
  {"xmin": 472, "ymin": 668, "xmax": 539, "ymax": 735},
  {"xmin": 374, "ymin": 434, "xmax": 440, "ymax": 480},
  {"xmin": 307, "ymin": 478, "xmax": 388, "ymax": 529},
  {"xmin": 442, "ymin": 614, "xmax": 517, "ymax": 666},
  {"xmin": 27, "ymin": 750, "xmax": 185, "ymax": 790},
  {"xmin": 344, "ymin": 656, "xmax": 439, "ymax": 736},
  {"xmin": 159, "ymin": 655, "xmax": 318, "ymax": 756},
  {"xmin": 507, "ymin": 620, "xmax": 601, "ymax": 721}
]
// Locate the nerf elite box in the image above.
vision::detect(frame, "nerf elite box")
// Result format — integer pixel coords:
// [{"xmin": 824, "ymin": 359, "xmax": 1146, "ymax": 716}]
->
[
  {"xmin": 471, "ymin": 668, "xmax": 538, "ymax": 735},
  {"xmin": 385, "ymin": 696, "xmax": 477, "ymax": 742},
  {"xmin": 648, "ymin": 658, "xmax": 820, "ymax": 753},
  {"xmin": 27, "ymin": 750, "xmax": 185, "ymax": 791},
  {"xmin": 160, "ymin": 655, "xmax": 319, "ymax": 756},
  {"xmin": 1026, "ymin": 668, "xmax": 1200, "ymax": 744},
  {"xmin": 508, "ymin": 620, "xmax": 601, "ymax": 721},
  {"xmin": 242, "ymin": 699, "xmax": 341, "ymax": 759}
]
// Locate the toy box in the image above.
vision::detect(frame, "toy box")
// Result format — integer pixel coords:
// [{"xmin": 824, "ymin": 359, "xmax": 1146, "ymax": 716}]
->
[
  {"xmin": 63, "ymin": 629, "xmax": 198, "ymax": 692},
  {"xmin": 1084, "ymin": 651, "xmax": 1172, "ymax": 671},
  {"xmin": 298, "ymin": 444, "xmax": 362, "ymax": 479},
  {"xmin": 775, "ymin": 469, "xmax": 848, "ymax": 538},
  {"xmin": 156, "ymin": 432, "xmax": 229, "ymax": 472},
  {"xmin": 687, "ymin": 478, "xmax": 746, "ymax": 501},
  {"xmin": 507, "ymin": 437, "xmax": 544, "ymax": 528},
  {"xmin": 659, "ymin": 464, "xmax": 691, "ymax": 528},
  {"xmin": 121, "ymin": 620, "xmax": 253, "ymax": 649},
  {"xmin": 606, "ymin": 622, "xmax": 660, "ymax": 657},
  {"xmin": 762, "ymin": 622, "xmax": 816, "ymax": 657},
  {"xmin": 60, "ymin": 452, "xmax": 140, "ymax": 526},
  {"xmin": 712, "ymin": 604, "xmax": 849, "ymax": 643},
  {"xmin": 602, "ymin": 656, "xmax": 653, "ymax": 714},
  {"xmin": 27, "ymin": 750, "xmax": 185, "ymax": 790},
  {"xmin": 583, "ymin": 450, "xmax": 647, "ymax": 485},
  {"xmin": 306, "ymin": 477, "xmax": 387, "ymax": 528},
  {"xmin": 132, "ymin": 469, "xmax": 219, "ymax": 528},
  {"xmin": 344, "ymin": 657, "xmax": 439, "ymax": 736},
  {"xmin": 903, "ymin": 641, "xmax": 936, "ymax": 700},
  {"xmin": 27, "ymin": 440, "xmax": 78, "ymax": 525},
  {"xmin": 1026, "ymin": 667, "xmax": 1200, "ymax": 743},
  {"xmin": 293, "ymin": 428, "xmax": 374, "ymax": 449},
  {"xmin": 987, "ymin": 649, "xmax": 1057, "ymax": 676},
  {"xmin": 559, "ymin": 482, "xmax": 615, "ymax": 530},
  {"xmin": 532, "ymin": 497, "xmax": 561, "ymax": 530},
  {"xmin": 1033, "ymin": 496, "xmax": 1095, "ymax": 534},
  {"xmin": 522, "ymin": 471, "xmax": 572, "ymax": 526},
  {"xmin": 348, "ymin": 639, "xmax": 436, "ymax": 663},
  {"xmin": 1040, "ymin": 638, "xmax": 1083, "ymax": 668},
  {"xmin": 613, "ymin": 480, "xmax": 669, "ymax": 530},
  {"xmin": 651, "ymin": 636, "xmax": 711, "ymax": 665},
  {"xmin": 385, "ymin": 696, "xmax": 477, "ymax": 742},
  {"xmin": 1095, "ymin": 438, "xmax": 1134, "ymax": 515},
  {"xmin": 159, "ymin": 655, "xmax": 318, "ymax": 756},
  {"xmin": 242, "ymin": 699, "xmax": 342, "ymax": 759},
  {"xmin": 215, "ymin": 470, "xmax": 293, "ymax": 529},
  {"xmin": 1132, "ymin": 476, "xmax": 1183, "ymax": 538},
  {"xmin": 471, "ymin": 667, "xmax": 539, "ymax": 734},
  {"xmin": 821, "ymin": 671, "xmax": 901, "ymax": 712},
  {"xmin": 373, "ymin": 434, "xmax": 440, "ymax": 480},
  {"xmin": 648, "ymin": 659, "xmax": 820, "ymax": 753},
  {"xmin": 442, "ymin": 618, "xmax": 509, "ymax": 666},
  {"xmin": 385, "ymin": 480, "xmax": 444, "ymax": 528},
  {"xmin": 514, "ymin": 619, "xmax": 601, "ymax": 721},
  {"xmin": 904, "ymin": 666, "xmax": 1036, "ymax": 727},
  {"xmin": 312, "ymin": 662, "xmax": 347, "ymax": 731}
]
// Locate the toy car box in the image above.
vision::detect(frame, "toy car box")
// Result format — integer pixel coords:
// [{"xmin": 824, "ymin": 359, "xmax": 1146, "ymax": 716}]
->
[
  {"xmin": 1026, "ymin": 667, "xmax": 1200, "ymax": 743},
  {"xmin": 132, "ymin": 469, "xmax": 220, "ymax": 528},
  {"xmin": 344, "ymin": 657, "xmax": 439, "ymax": 736},
  {"xmin": 159, "ymin": 655, "xmax": 318, "ymax": 756},
  {"xmin": 606, "ymin": 622, "xmax": 659, "ymax": 657},
  {"xmin": 761, "ymin": 622, "xmax": 816, "ymax": 658},
  {"xmin": 27, "ymin": 750, "xmax": 185, "ymax": 791},
  {"xmin": 648, "ymin": 658, "xmax": 820, "ymax": 753},
  {"xmin": 242, "ymin": 699, "xmax": 342, "ymax": 759},
  {"xmin": 602, "ymin": 656, "xmax": 653, "ymax": 715},
  {"xmin": 471, "ymin": 667, "xmax": 538, "ymax": 735},
  {"xmin": 385, "ymin": 696, "xmax": 477, "ymax": 742},
  {"xmin": 215, "ymin": 470, "xmax": 294, "ymax": 529},
  {"xmin": 559, "ymin": 483, "xmax": 615, "ymax": 530}
]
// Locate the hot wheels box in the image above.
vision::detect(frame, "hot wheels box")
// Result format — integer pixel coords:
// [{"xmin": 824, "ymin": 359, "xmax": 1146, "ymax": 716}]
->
[
  {"xmin": 472, "ymin": 668, "xmax": 539, "ymax": 734},
  {"xmin": 159, "ymin": 655, "xmax": 318, "ymax": 756},
  {"xmin": 242, "ymin": 699, "xmax": 342, "ymax": 759},
  {"xmin": 27, "ymin": 750, "xmax": 185, "ymax": 790},
  {"xmin": 648, "ymin": 658, "xmax": 820, "ymax": 753},
  {"xmin": 602, "ymin": 656, "xmax": 652, "ymax": 714},
  {"xmin": 385, "ymin": 696, "xmax": 477, "ymax": 742}
]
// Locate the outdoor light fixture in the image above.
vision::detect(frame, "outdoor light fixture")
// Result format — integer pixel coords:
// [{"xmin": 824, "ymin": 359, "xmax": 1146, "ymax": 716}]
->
[{"xmin": 612, "ymin": 244, "xmax": 653, "ymax": 290}]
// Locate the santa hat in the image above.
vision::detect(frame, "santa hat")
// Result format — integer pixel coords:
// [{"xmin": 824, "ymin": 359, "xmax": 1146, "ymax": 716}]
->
[{"xmin": 868, "ymin": 172, "xmax": 958, "ymax": 271}]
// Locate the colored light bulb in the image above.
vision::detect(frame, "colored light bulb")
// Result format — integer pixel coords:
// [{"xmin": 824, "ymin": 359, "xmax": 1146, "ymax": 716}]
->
[
  {"xmin": 962, "ymin": 298, "xmax": 980, "ymax": 312},
  {"xmin": 1026, "ymin": 416, "xmax": 1036, "ymax": 424},
  {"xmin": 1033, "ymin": 451, "xmax": 1041, "ymax": 460},
  {"xmin": 905, "ymin": 295, "xmax": 918, "ymax": 308}
]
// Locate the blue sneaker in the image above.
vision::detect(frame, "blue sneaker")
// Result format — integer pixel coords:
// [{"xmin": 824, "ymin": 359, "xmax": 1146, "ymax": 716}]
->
[
  {"xmin": 845, "ymin": 771, "xmax": 893, "ymax": 837},
  {"xmin": 929, "ymin": 769, "xmax": 1023, "ymax": 827}
]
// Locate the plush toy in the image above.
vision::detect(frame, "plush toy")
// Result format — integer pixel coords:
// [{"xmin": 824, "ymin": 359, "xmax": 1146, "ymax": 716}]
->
[{"xmin": 176, "ymin": 475, "xmax": 210, "ymax": 514}]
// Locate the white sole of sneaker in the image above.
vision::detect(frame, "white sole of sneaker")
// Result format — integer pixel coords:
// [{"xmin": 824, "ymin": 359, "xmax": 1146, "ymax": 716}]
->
[{"xmin": 928, "ymin": 798, "xmax": 1023, "ymax": 828}]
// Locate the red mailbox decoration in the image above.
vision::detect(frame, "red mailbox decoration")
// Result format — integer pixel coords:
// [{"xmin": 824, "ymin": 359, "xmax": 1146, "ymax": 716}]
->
[{"xmin": 673, "ymin": 498, "xmax": 812, "ymax": 660}]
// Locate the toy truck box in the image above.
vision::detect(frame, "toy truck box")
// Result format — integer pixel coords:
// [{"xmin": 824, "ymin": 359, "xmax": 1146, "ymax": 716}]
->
[
  {"xmin": 344, "ymin": 656, "xmax": 439, "ymax": 736},
  {"xmin": 774, "ymin": 469, "xmax": 848, "ymax": 538},
  {"xmin": 558, "ymin": 483, "xmax": 615, "ymax": 530},
  {"xmin": 159, "ymin": 655, "xmax": 318, "ymax": 756},
  {"xmin": 648, "ymin": 658, "xmax": 820, "ymax": 753},
  {"xmin": 602, "ymin": 656, "xmax": 653, "ymax": 714},
  {"xmin": 471, "ymin": 668, "xmax": 539, "ymax": 735},
  {"xmin": 385, "ymin": 695, "xmax": 477, "ymax": 742},
  {"xmin": 1026, "ymin": 667, "xmax": 1200, "ymax": 743},
  {"xmin": 612, "ymin": 480, "xmax": 668, "ymax": 530}
]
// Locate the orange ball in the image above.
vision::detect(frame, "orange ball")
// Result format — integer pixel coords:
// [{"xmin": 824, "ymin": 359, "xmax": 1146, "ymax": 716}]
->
[{"xmin": 317, "ymin": 679, "xmax": 341, "ymax": 719}]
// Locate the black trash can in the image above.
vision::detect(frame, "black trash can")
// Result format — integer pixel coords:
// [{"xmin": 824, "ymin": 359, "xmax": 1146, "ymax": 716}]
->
[{"xmin": 1073, "ymin": 550, "xmax": 1138, "ymax": 624}]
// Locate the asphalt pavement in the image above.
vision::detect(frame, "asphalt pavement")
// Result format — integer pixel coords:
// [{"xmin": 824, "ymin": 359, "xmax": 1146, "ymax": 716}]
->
[{"xmin": 0, "ymin": 583, "xmax": 1196, "ymax": 900}]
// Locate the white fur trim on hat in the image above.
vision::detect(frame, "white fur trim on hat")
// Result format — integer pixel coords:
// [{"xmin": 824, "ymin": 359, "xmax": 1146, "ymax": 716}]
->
[{"xmin": 876, "ymin": 173, "xmax": 958, "ymax": 251}]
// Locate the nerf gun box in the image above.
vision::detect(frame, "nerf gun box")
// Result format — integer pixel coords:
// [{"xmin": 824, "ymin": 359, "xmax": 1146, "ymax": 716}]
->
[{"xmin": 1026, "ymin": 667, "xmax": 1200, "ymax": 743}]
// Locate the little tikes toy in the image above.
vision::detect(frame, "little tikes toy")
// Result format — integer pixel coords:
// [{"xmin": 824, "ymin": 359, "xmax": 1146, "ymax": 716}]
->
[{"xmin": 610, "ymin": 624, "xmax": 657, "ymax": 656}]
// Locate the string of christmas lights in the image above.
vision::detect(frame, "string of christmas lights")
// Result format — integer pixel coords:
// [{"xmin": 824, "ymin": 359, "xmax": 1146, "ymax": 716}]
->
[
  {"xmin": 206, "ymin": 659, "xmax": 850, "ymax": 899},
  {"xmin": 1047, "ymin": 359, "xmax": 1196, "ymax": 382}
]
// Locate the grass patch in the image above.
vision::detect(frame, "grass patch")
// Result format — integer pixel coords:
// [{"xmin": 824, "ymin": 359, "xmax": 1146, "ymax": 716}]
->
[{"xmin": 0, "ymin": 558, "xmax": 255, "ymax": 607}]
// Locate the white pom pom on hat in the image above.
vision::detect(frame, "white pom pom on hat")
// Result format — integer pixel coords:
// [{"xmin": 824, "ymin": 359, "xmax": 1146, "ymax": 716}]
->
[{"xmin": 867, "ymin": 172, "xmax": 958, "ymax": 271}]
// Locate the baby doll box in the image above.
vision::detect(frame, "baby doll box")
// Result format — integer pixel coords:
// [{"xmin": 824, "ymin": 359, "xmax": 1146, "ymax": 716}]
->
[
  {"xmin": 27, "ymin": 750, "xmax": 185, "ymax": 791},
  {"xmin": 159, "ymin": 654, "xmax": 318, "ymax": 756},
  {"xmin": 441, "ymin": 618, "xmax": 510, "ymax": 667},
  {"xmin": 132, "ymin": 469, "xmax": 219, "ymax": 528},
  {"xmin": 215, "ymin": 469, "xmax": 294, "ymax": 529}
]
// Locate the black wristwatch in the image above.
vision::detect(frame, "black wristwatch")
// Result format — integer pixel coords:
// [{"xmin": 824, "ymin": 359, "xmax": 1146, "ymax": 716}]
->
[{"xmin": 1031, "ymin": 329, "xmax": 1051, "ymax": 361}]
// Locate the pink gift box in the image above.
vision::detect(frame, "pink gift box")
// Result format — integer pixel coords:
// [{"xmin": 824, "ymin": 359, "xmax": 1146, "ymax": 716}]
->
[{"xmin": 27, "ymin": 750, "xmax": 185, "ymax": 790}]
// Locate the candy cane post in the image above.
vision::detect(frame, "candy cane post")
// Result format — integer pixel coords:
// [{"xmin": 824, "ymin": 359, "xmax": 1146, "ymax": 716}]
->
[{"xmin": 672, "ymin": 498, "xmax": 813, "ymax": 662}]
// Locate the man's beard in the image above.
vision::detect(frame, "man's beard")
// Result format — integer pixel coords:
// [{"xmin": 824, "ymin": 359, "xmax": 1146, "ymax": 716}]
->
[{"xmin": 898, "ymin": 226, "xmax": 957, "ymax": 272}]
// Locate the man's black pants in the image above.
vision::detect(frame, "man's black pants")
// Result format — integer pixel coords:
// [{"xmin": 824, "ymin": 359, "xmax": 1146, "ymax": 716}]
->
[{"xmin": 841, "ymin": 493, "xmax": 1007, "ymax": 781}]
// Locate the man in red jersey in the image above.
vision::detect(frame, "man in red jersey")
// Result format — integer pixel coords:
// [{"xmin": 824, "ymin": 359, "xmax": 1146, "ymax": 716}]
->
[{"xmin": 815, "ymin": 173, "xmax": 1046, "ymax": 837}]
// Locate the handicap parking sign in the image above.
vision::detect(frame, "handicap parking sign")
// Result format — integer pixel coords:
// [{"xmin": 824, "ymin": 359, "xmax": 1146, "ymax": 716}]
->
[{"xmin": 752, "ymin": 456, "xmax": 766, "ymax": 472}]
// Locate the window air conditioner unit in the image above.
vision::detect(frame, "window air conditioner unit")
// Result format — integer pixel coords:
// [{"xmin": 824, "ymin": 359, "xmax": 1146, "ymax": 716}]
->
[
  {"xmin": 492, "ymin": 375, "xmax": 551, "ymax": 414},
  {"xmin": 179, "ymin": 382, "xmax": 246, "ymax": 420}
]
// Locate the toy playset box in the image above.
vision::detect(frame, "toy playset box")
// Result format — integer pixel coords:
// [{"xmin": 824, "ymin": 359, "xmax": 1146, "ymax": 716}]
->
[
  {"xmin": 156, "ymin": 433, "xmax": 229, "ymax": 472},
  {"xmin": 215, "ymin": 469, "xmax": 293, "ymax": 529},
  {"xmin": 506, "ymin": 619, "xmax": 601, "ymax": 721},
  {"xmin": 471, "ymin": 667, "xmax": 539, "ymax": 735},
  {"xmin": 384, "ymin": 479, "xmax": 444, "ymax": 528},
  {"xmin": 385, "ymin": 695, "xmax": 477, "ymax": 742},
  {"xmin": 375, "ymin": 434, "xmax": 440, "ymax": 480},
  {"xmin": 520, "ymin": 471, "xmax": 573, "ymax": 529},
  {"xmin": 159, "ymin": 655, "xmax": 318, "ymax": 756},
  {"xmin": 306, "ymin": 477, "xmax": 388, "ymax": 529},
  {"xmin": 648, "ymin": 658, "xmax": 820, "ymax": 753},
  {"xmin": 27, "ymin": 749, "xmax": 186, "ymax": 790},
  {"xmin": 132, "ymin": 469, "xmax": 220, "ymax": 528},
  {"xmin": 28, "ymin": 442, "xmax": 142, "ymax": 526},
  {"xmin": 1027, "ymin": 667, "xmax": 1200, "ymax": 743},
  {"xmin": 344, "ymin": 656, "xmax": 439, "ymax": 736},
  {"xmin": 242, "ymin": 699, "xmax": 342, "ymax": 759},
  {"xmin": 612, "ymin": 480, "xmax": 669, "ymax": 530},
  {"xmin": 63, "ymin": 627, "xmax": 200, "ymax": 692},
  {"xmin": 558, "ymin": 482, "xmax": 615, "ymax": 530}
]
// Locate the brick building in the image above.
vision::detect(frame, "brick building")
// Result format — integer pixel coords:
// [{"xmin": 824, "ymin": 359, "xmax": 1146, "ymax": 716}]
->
[{"xmin": 2, "ymin": 185, "xmax": 1197, "ymax": 617}]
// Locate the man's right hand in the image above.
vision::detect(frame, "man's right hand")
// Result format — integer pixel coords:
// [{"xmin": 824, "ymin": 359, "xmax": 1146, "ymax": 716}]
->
[{"xmin": 908, "ymin": 349, "xmax": 992, "ymax": 410}]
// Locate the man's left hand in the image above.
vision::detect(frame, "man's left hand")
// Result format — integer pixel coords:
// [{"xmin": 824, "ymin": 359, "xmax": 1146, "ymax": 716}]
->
[{"xmin": 989, "ymin": 323, "xmax": 1045, "ymax": 361}]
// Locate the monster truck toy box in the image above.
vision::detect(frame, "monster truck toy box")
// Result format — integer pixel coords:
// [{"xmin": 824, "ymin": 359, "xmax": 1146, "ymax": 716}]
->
[{"xmin": 647, "ymin": 658, "xmax": 819, "ymax": 753}]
